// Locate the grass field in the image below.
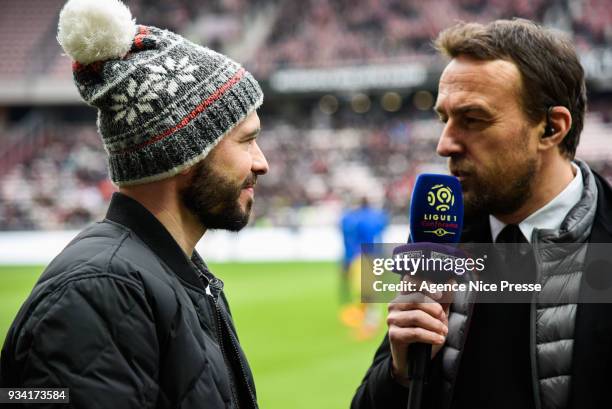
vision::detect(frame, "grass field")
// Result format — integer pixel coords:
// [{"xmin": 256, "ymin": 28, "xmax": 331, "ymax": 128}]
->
[{"xmin": 0, "ymin": 262, "xmax": 385, "ymax": 409}]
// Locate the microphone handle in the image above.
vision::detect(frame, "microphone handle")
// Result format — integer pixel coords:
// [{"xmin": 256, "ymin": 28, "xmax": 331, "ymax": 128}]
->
[{"xmin": 406, "ymin": 342, "xmax": 431, "ymax": 409}]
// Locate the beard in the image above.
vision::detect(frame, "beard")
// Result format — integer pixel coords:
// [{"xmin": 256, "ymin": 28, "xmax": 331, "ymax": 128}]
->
[
  {"xmin": 450, "ymin": 153, "xmax": 537, "ymax": 219},
  {"xmin": 180, "ymin": 159, "xmax": 256, "ymax": 232}
]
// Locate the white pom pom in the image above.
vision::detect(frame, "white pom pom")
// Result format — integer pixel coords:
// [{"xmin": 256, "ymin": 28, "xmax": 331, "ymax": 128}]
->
[{"xmin": 57, "ymin": 0, "xmax": 137, "ymax": 64}]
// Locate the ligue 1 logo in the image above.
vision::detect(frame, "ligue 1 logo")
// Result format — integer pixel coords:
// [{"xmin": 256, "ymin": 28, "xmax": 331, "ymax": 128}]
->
[
  {"xmin": 424, "ymin": 184, "xmax": 457, "ymax": 237},
  {"xmin": 427, "ymin": 184, "xmax": 455, "ymax": 212},
  {"xmin": 410, "ymin": 174, "xmax": 463, "ymax": 243}
]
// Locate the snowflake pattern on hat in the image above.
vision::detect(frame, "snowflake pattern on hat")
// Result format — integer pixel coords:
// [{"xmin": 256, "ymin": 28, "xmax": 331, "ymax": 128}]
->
[
  {"xmin": 109, "ymin": 77, "xmax": 162, "ymax": 125},
  {"xmin": 61, "ymin": 9, "xmax": 263, "ymax": 186},
  {"xmin": 148, "ymin": 56, "xmax": 198, "ymax": 96}
]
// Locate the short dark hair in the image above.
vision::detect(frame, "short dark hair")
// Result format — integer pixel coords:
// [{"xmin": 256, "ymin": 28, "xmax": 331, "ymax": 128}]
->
[{"xmin": 434, "ymin": 19, "xmax": 587, "ymax": 159}]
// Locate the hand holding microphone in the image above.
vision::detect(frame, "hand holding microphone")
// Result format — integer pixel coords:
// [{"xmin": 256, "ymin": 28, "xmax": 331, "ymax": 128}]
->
[
  {"xmin": 388, "ymin": 290, "xmax": 450, "ymax": 386},
  {"xmin": 386, "ymin": 174, "xmax": 464, "ymax": 409},
  {"xmin": 388, "ymin": 243, "xmax": 463, "ymax": 385}
]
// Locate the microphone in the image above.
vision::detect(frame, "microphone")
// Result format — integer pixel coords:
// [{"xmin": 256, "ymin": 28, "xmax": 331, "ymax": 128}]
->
[
  {"xmin": 398, "ymin": 174, "xmax": 464, "ymax": 409},
  {"xmin": 409, "ymin": 173, "xmax": 463, "ymax": 244}
]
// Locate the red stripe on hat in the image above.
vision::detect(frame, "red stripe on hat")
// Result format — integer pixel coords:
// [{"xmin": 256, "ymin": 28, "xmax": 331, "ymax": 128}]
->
[
  {"xmin": 134, "ymin": 25, "xmax": 150, "ymax": 49},
  {"xmin": 116, "ymin": 68, "xmax": 246, "ymax": 155},
  {"xmin": 72, "ymin": 61, "xmax": 83, "ymax": 71}
]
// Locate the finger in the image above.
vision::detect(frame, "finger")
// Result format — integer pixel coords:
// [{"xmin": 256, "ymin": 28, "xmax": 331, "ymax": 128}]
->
[
  {"xmin": 390, "ymin": 291, "xmax": 441, "ymax": 306},
  {"xmin": 420, "ymin": 279, "xmax": 443, "ymax": 301},
  {"xmin": 388, "ymin": 325, "xmax": 446, "ymax": 346},
  {"xmin": 399, "ymin": 276, "xmax": 451, "ymax": 302},
  {"xmin": 388, "ymin": 299, "xmax": 445, "ymax": 319},
  {"xmin": 387, "ymin": 309, "xmax": 448, "ymax": 336}
]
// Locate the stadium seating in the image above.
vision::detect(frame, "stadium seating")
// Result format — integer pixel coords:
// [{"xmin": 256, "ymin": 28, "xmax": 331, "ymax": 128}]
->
[{"xmin": 0, "ymin": 0, "xmax": 610, "ymax": 231}]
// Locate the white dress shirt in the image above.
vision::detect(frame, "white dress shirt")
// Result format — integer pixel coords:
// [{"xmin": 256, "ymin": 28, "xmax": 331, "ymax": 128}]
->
[{"xmin": 490, "ymin": 163, "xmax": 583, "ymax": 243}]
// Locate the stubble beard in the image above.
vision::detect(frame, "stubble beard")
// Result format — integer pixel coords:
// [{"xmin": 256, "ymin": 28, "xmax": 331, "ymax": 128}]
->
[
  {"xmin": 452, "ymin": 146, "xmax": 537, "ymax": 219},
  {"xmin": 180, "ymin": 160, "xmax": 255, "ymax": 232}
]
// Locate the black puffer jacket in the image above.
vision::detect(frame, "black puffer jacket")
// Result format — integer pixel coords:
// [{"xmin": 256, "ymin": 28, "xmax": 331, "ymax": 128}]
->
[{"xmin": 0, "ymin": 193, "xmax": 258, "ymax": 409}]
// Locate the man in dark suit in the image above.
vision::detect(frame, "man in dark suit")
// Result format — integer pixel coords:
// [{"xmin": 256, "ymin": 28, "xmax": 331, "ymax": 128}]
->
[{"xmin": 352, "ymin": 19, "xmax": 612, "ymax": 409}]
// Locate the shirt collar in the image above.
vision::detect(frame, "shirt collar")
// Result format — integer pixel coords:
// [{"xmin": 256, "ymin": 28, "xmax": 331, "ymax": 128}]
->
[
  {"xmin": 490, "ymin": 163, "xmax": 583, "ymax": 243},
  {"xmin": 104, "ymin": 192, "xmax": 206, "ymax": 290}
]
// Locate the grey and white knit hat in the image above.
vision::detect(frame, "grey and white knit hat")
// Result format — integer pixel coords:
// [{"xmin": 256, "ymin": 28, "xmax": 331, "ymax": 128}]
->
[{"xmin": 57, "ymin": 0, "xmax": 263, "ymax": 186}]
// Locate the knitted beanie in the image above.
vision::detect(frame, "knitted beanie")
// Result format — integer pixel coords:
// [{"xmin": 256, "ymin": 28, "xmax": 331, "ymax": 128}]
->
[{"xmin": 57, "ymin": 0, "xmax": 263, "ymax": 186}]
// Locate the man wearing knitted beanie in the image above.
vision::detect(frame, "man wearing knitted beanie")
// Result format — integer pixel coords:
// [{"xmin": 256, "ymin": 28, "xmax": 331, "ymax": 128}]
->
[{"xmin": 0, "ymin": 1, "xmax": 268, "ymax": 408}]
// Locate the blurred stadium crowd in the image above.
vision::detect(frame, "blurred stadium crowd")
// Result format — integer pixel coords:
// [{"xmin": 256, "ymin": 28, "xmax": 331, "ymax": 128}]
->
[
  {"xmin": 1, "ymin": 0, "xmax": 610, "ymax": 80},
  {"xmin": 252, "ymin": 0, "xmax": 611, "ymax": 76},
  {"xmin": 0, "ymin": 0, "xmax": 611, "ymax": 230}
]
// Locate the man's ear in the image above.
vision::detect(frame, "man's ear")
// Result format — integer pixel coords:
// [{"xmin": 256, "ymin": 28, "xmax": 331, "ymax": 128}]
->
[{"xmin": 538, "ymin": 106, "xmax": 572, "ymax": 152}]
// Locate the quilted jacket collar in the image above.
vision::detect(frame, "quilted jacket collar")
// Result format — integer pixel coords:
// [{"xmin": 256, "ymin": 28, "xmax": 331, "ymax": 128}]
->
[{"xmin": 104, "ymin": 192, "xmax": 205, "ymax": 290}]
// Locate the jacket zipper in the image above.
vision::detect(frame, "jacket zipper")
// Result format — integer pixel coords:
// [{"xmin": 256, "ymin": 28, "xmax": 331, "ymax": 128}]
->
[
  {"xmin": 529, "ymin": 238, "xmax": 543, "ymax": 409},
  {"xmin": 446, "ymin": 281, "xmax": 477, "ymax": 409},
  {"xmin": 214, "ymin": 301, "xmax": 258, "ymax": 409},
  {"xmin": 199, "ymin": 272, "xmax": 257, "ymax": 409}
]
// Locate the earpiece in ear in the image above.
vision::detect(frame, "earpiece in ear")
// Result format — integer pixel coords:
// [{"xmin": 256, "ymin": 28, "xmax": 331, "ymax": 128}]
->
[
  {"xmin": 544, "ymin": 125, "xmax": 555, "ymax": 137},
  {"xmin": 543, "ymin": 106, "xmax": 555, "ymax": 137}
]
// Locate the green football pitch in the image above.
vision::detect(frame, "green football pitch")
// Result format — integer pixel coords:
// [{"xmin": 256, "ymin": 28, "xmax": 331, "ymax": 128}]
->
[{"xmin": 0, "ymin": 262, "xmax": 386, "ymax": 408}]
